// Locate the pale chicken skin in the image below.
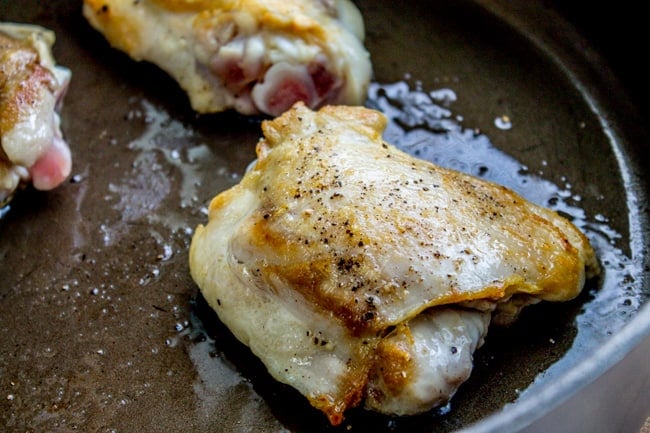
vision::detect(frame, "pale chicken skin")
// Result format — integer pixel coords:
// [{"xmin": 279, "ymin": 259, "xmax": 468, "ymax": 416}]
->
[
  {"xmin": 0, "ymin": 23, "xmax": 72, "ymax": 207},
  {"xmin": 189, "ymin": 103, "xmax": 600, "ymax": 424},
  {"xmin": 82, "ymin": 0, "xmax": 372, "ymax": 116}
]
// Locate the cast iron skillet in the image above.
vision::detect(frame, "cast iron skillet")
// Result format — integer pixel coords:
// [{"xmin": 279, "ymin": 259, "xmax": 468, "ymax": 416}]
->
[{"xmin": 0, "ymin": 1, "xmax": 648, "ymax": 432}]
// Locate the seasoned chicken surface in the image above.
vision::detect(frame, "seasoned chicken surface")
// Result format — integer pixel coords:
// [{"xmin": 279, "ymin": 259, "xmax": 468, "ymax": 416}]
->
[
  {"xmin": 189, "ymin": 103, "xmax": 600, "ymax": 424},
  {"xmin": 82, "ymin": 0, "xmax": 372, "ymax": 116},
  {"xmin": 0, "ymin": 23, "xmax": 72, "ymax": 206}
]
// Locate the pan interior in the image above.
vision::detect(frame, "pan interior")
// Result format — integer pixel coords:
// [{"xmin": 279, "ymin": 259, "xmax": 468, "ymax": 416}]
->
[{"xmin": 0, "ymin": 1, "xmax": 647, "ymax": 432}]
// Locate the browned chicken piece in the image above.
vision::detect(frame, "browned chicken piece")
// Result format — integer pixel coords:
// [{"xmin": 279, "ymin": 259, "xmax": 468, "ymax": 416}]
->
[
  {"xmin": 1, "ymin": 23, "xmax": 72, "ymax": 207},
  {"xmin": 189, "ymin": 103, "xmax": 600, "ymax": 425},
  {"xmin": 82, "ymin": 0, "xmax": 372, "ymax": 117}
]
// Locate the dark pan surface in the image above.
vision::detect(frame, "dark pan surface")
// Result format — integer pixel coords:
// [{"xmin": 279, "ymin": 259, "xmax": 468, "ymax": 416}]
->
[{"xmin": 1, "ymin": 1, "xmax": 648, "ymax": 432}]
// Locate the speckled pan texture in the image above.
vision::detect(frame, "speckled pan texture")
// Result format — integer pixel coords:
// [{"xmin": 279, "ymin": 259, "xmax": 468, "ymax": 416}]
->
[{"xmin": 1, "ymin": 1, "xmax": 648, "ymax": 433}]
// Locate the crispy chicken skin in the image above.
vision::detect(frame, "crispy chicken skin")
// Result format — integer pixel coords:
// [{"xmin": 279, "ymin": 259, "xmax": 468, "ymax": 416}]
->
[
  {"xmin": 0, "ymin": 23, "xmax": 72, "ymax": 206},
  {"xmin": 82, "ymin": 0, "xmax": 372, "ymax": 116},
  {"xmin": 189, "ymin": 103, "xmax": 600, "ymax": 424}
]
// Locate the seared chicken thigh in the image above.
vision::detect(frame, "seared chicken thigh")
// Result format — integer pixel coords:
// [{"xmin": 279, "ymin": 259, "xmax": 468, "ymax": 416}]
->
[
  {"xmin": 82, "ymin": 0, "xmax": 372, "ymax": 116},
  {"xmin": 1, "ymin": 23, "xmax": 72, "ymax": 206},
  {"xmin": 189, "ymin": 103, "xmax": 599, "ymax": 424}
]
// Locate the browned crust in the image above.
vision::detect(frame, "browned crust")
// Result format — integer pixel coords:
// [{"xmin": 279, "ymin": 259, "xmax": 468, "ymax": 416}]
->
[{"xmin": 0, "ymin": 31, "xmax": 57, "ymax": 154}]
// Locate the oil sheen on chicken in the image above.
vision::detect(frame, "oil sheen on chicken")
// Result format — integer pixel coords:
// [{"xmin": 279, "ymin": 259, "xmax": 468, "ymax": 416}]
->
[
  {"xmin": 189, "ymin": 103, "xmax": 600, "ymax": 425},
  {"xmin": 0, "ymin": 23, "xmax": 72, "ymax": 206},
  {"xmin": 82, "ymin": 0, "xmax": 372, "ymax": 116}
]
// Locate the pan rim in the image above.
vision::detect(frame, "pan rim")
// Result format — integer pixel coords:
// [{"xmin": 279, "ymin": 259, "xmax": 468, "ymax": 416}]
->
[
  {"xmin": 458, "ymin": 302, "xmax": 650, "ymax": 432},
  {"xmin": 454, "ymin": 3, "xmax": 650, "ymax": 431}
]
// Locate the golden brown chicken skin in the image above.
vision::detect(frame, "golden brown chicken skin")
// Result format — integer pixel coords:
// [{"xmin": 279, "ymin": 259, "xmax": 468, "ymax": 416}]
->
[
  {"xmin": 1, "ymin": 23, "xmax": 72, "ymax": 207},
  {"xmin": 83, "ymin": 0, "xmax": 372, "ymax": 116},
  {"xmin": 189, "ymin": 103, "xmax": 599, "ymax": 424}
]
